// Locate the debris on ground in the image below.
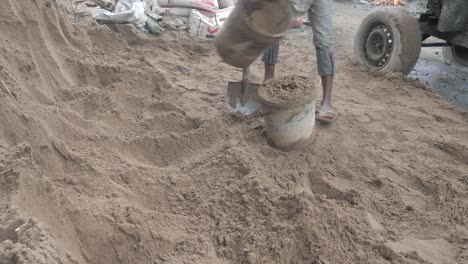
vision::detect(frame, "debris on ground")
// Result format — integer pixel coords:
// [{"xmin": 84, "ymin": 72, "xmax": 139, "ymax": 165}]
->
[{"xmin": 144, "ymin": 0, "xmax": 234, "ymax": 39}]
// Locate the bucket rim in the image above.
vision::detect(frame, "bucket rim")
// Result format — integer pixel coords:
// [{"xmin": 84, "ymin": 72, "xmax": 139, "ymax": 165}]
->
[{"xmin": 257, "ymin": 89, "xmax": 317, "ymax": 110}]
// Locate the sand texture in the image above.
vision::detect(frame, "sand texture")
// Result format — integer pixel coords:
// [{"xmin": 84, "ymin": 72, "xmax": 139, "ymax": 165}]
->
[
  {"xmin": 259, "ymin": 75, "xmax": 316, "ymax": 105},
  {"xmin": 0, "ymin": 1, "xmax": 467, "ymax": 264}
]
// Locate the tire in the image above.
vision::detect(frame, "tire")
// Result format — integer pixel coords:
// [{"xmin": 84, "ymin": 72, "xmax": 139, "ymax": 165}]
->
[
  {"xmin": 442, "ymin": 45, "xmax": 468, "ymax": 71},
  {"xmin": 354, "ymin": 7, "xmax": 421, "ymax": 75},
  {"xmin": 146, "ymin": 17, "xmax": 163, "ymax": 36}
]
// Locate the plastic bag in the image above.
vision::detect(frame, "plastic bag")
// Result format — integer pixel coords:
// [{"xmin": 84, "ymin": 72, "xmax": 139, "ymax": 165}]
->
[
  {"xmin": 188, "ymin": 9, "xmax": 219, "ymax": 39},
  {"xmin": 214, "ymin": 6, "xmax": 233, "ymax": 26},
  {"xmin": 91, "ymin": 0, "xmax": 147, "ymax": 27},
  {"xmin": 157, "ymin": 0, "xmax": 218, "ymax": 12},
  {"xmin": 153, "ymin": 6, "xmax": 213, "ymax": 18}
]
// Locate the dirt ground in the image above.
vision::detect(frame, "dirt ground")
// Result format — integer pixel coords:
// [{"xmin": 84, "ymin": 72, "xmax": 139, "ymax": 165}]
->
[{"xmin": 1, "ymin": 0, "xmax": 467, "ymax": 263}]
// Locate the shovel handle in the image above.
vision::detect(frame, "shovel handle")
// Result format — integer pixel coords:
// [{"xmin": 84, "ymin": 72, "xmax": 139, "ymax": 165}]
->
[
  {"xmin": 242, "ymin": 67, "xmax": 250, "ymax": 90},
  {"xmin": 241, "ymin": 67, "xmax": 250, "ymax": 104},
  {"xmin": 242, "ymin": 67, "xmax": 250, "ymax": 82}
]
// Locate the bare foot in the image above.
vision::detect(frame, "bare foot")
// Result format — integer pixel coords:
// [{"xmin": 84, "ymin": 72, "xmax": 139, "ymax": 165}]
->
[{"xmin": 316, "ymin": 103, "xmax": 336, "ymax": 124}]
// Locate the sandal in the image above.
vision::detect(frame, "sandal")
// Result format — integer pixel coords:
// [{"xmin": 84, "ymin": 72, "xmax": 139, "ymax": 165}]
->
[{"xmin": 316, "ymin": 110, "xmax": 337, "ymax": 124}]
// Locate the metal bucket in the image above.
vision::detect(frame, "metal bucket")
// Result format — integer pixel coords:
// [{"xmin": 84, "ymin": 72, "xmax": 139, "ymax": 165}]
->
[{"xmin": 215, "ymin": 0, "xmax": 291, "ymax": 68}]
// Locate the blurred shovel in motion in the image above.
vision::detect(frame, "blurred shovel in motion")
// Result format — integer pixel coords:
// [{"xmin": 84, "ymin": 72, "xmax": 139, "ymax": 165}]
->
[{"xmin": 226, "ymin": 67, "xmax": 261, "ymax": 115}]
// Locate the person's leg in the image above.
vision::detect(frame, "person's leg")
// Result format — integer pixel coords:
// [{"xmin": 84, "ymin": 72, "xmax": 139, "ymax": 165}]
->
[
  {"xmin": 308, "ymin": 0, "xmax": 336, "ymax": 122},
  {"xmin": 262, "ymin": 43, "xmax": 280, "ymax": 81},
  {"xmin": 320, "ymin": 75, "xmax": 333, "ymax": 114}
]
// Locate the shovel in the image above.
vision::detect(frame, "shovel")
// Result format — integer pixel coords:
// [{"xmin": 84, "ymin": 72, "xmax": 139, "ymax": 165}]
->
[{"xmin": 226, "ymin": 67, "xmax": 261, "ymax": 115}]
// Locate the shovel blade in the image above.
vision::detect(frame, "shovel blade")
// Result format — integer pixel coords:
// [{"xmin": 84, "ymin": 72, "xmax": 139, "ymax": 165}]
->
[{"xmin": 227, "ymin": 81, "xmax": 261, "ymax": 115}]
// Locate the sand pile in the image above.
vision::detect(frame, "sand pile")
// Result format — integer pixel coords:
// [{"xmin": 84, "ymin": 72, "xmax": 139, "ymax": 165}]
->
[
  {"xmin": 259, "ymin": 75, "xmax": 316, "ymax": 105},
  {"xmin": 1, "ymin": 0, "xmax": 468, "ymax": 264}
]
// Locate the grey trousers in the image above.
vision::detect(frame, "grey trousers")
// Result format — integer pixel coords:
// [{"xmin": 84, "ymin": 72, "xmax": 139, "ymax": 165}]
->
[{"xmin": 262, "ymin": 0, "xmax": 335, "ymax": 76}]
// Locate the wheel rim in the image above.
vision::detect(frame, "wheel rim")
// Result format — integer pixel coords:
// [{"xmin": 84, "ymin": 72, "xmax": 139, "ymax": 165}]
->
[{"xmin": 364, "ymin": 23, "xmax": 393, "ymax": 69}]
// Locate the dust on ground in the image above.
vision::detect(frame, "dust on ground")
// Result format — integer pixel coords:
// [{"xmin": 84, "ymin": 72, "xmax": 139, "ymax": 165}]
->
[{"xmin": 0, "ymin": 0, "xmax": 467, "ymax": 264}]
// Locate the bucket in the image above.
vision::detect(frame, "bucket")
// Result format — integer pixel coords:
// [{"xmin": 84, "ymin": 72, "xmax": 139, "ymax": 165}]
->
[
  {"xmin": 215, "ymin": 0, "xmax": 291, "ymax": 68},
  {"xmin": 258, "ymin": 85, "xmax": 317, "ymax": 151}
]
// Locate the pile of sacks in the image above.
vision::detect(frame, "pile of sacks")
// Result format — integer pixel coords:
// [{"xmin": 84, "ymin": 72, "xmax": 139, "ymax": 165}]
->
[
  {"xmin": 73, "ymin": 0, "xmax": 148, "ymax": 30},
  {"xmin": 144, "ymin": 0, "xmax": 235, "ymax": 39},
  {"xmin": 72, "ymin": 0, "xmax": 167, "ymax": 35}
]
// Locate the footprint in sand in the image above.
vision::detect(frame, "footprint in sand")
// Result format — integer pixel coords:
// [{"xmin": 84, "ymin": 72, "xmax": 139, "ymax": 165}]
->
[
  {"xmin": 381, "ymin": 237, "xmax": 457, "ymax": 264},
  {"xmin": 304, "ymin": 172, "xmax": 360, "ymax": 205}
]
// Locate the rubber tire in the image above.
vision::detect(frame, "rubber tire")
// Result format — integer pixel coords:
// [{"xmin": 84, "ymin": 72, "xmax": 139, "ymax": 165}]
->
[
  {"xmin": 354, "ymin": 7, "xmax": 421, "ymax": 75},
  {"xmin": 146, "ymin": 17, "xmax": 163, "ymax": 36},
  {"xmin": 442, "ymin": 45, "xmax": 468, "ymax": 72}
]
